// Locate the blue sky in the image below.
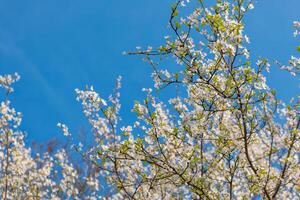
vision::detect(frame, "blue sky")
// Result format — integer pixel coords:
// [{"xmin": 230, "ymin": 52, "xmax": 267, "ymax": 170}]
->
[{"xmin": 0, "ymin": 0, "xmax": 299, "ymax": 143}]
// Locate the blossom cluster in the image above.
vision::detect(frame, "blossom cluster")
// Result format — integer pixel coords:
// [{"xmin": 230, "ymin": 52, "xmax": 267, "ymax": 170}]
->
[
  {"xmin": 281, "ymin": 21, "xmax": 300, "ymax": 77},
  {"xmin": 0, "ymin": 74, "xmax": 100, "ymax": 199}
]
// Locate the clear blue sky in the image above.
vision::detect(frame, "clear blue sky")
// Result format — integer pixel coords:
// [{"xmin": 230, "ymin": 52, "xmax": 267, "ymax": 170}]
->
[{"xmin": 0, "ymin": 0, "xmax": 299, "ymax": 143}]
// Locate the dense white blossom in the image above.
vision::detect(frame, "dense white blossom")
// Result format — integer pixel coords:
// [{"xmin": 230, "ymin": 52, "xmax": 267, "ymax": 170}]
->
[{"xmin": 0, "ymin": 1, "xmax": 299, "ymax": 199}]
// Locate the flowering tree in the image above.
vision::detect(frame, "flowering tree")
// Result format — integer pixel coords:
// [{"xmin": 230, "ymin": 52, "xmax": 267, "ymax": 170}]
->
[
  {"xmin": 0, "ymin": 75, "xmax": 100, "ymax": 199},
  {"xmin": 0, "ymin": 0, "xmax": 299, "ymax": 199}
]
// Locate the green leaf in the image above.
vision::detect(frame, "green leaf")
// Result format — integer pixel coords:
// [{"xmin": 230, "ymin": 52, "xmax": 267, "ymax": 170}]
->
[
  {"xmin": 297, "ymin": 45, "xmax": 300, "ymax": 52},
  {"xmin": 175, "ymin": 21, "xmax": 181, "ymax": 29},
  {"xmin": 174, "ymin": 73, "xmax": 179, "ymax": 81},
  {"xmin": 172, "ymin": 9, "xmax": 178, "ymax": 17},
  {"xmin": 271, "ymin": 89, "xmax": 276, "ymax": 95}
]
